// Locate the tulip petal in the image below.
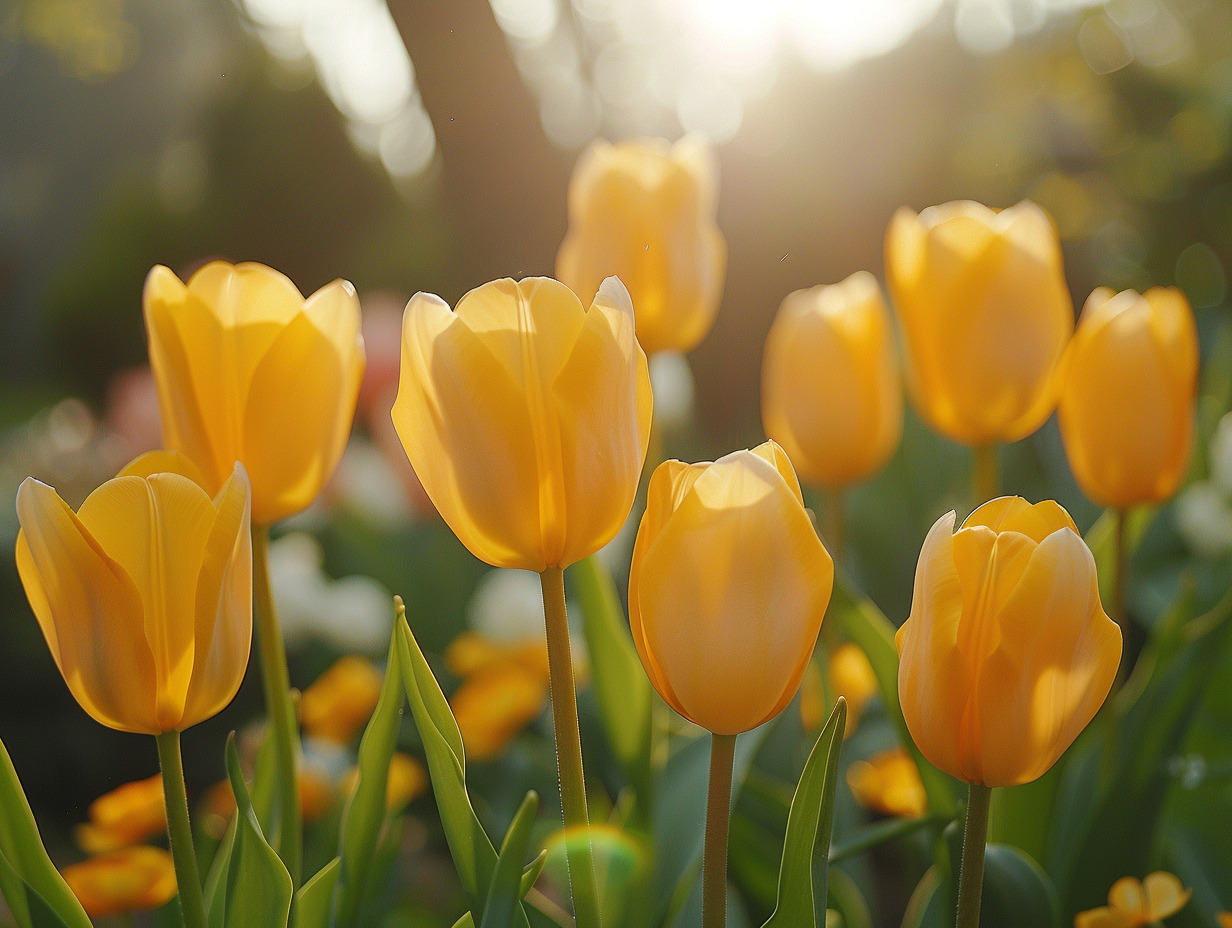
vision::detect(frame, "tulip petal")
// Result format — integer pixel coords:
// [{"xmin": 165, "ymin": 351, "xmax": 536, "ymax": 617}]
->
[
  {"xmin": 554, "ymin": 277, "xmax": 652, "ymax": 566},
  {"xmin": 15, "ymin": 479, "xmax": 159, "ymax": 733},
  {"xmin": 187, "ymin": 261, "xmax": 305, "ymax": 327},
  {"xmin": 392, "ymin": 291, "xmax": 551, "ymax": 570},
  {"xmin": 77, "ymin": 474, "xmax": 217, "ymax": 731},
  {"xmin": 1107, "ymin": 876, "xmax": 1147, "ymax": 914},
  {"xmin": 1142, "ymin": 871, "xmax": 1191, "ymax": 919},
  {"xmin": 976, "ymin": 528, "xmax": 1120, "ymax": 785},
  {"xmin": 118, "ymin": 449, "xmax": 210, "ymax": 487},
  {"xmin": 241, "ymin": 310, "xmax": 358, "ymax": 524},
  {"xmin": 750, "ymin": 440, "xmax": 804, "ymax": 506},
  {"xmin": 181, "ymin": 465, "xmax": 252, "ymax": 729},
  {"xmin": 1073, "ymin": 906, "xmax": 1137, "ymax": 928}
]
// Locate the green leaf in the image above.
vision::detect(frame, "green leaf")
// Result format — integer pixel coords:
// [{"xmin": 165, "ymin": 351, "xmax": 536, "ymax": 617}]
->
[
  {"xmin": 335, "ymin": 622, "xmax": 405, "ymax": 927},
  {"xmin": 204, "ymin": 811, "xmax": 237, "ymax": 928},
  {"xmin": 900, "ymin": 845, "xmax": 1058, "ymax": 928},
  {"xmin": 452, "ymin": 914, "xmax": 477, "ymax": 928},
  {"xmin": 480, "ymin": 792, "xmax": 539, "ymax": 928},
  {"xmin": 828, "ymin": 580, "xmax": 957, "ymax": 817},
  {"xmin": 828, "ymin": 815, "xmax": 944, "ymax": 865},
  {"xmin": 394, "ymin": 598, "xmax": 531, "ymax": 928},
  {"xmin": 294, "ymin": 858, "xmax": 340, "ymax": 928},
  {"xmin": 572, "ymin": 556, "xmax": 654, "ymax": 818},
  {"xmin": 826, "ymin": 868, "xmax": 873, "ymax": 928},
  {"xmin": 223, "ymin": 734, "xmax": 294, "ymax": 928},
  {"xmin": 0, "ymin": 851, "xmax": 75, "ymax": 928},
  {"xmin": 762, "ymin": 698, "xmax": 846, "ymax": 928},
  {"xmin": 0, "ymin": 736, "xmax": 92, "ymax": 928}
]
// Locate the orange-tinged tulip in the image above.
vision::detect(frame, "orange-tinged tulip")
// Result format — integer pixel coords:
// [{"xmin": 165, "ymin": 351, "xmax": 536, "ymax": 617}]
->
[
  {"xmin": 342, "ymin": 752, "xmax": 429, "ymax": 810},
  {"xmin": 75, "ymin": 775, "xmax": 166, "ymax": 855},
  {"xmin": 1058, "ymin": 287, "xmax": 1199, "ymax": 509},
  {"xmin": 1074, "ymin": 872, "xmax": 1192, "ymax": 928},
  {"xmin": 846, "ymin": 748, "xmax": 928, "ymax": 819},
  {"xmin": 629, "ymin": 441, "xmax": 834, "ymax": 735},
  {"xmin": 144, "ymin": 261, "xmax": 365, "ymax": 525},
  {"xmin": 896, "ymin": 497, "xmax": 1121, "ymax": 786},
  {"xmin": 557, "ymin": 136, "xmax": 727, "ymax": 355},
  {"xmin": 392, "ymin": 276, "xmax": 653, "ymax": 572},
  {"xmin": 885, "ymin": 200, "xmax": 1073, "ymax": 445},
  {"xmin": 830, "ymin": 642, "xmax": 879, "ymax": 736},
  {"xmin": 449, "ymin": 664, "xmax": 548, "ymax": 762},
  {"xmin": 445, "ymin": 630, "xmax": 551, "ymax": 681},
  {"xmin": 63, "ymin": 847, "xmax": 178, "ymax": 918},
  {"xmin": 762, "ymin": 271, "xmax": 903, "ymax": 488},
  {"xmin": 15, "ymin": 452, "xmax": 252, "ymax": 735},
  {"xmin": 299, "ymin": 655, "xmax": 384, "ymax": 745}
]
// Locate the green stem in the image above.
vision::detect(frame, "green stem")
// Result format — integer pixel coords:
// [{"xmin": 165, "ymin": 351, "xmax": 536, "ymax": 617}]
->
[
  {"xmin": 703, "ymin": 733, "xmax": 737, "ymax": 928},
  {"xmin": 955, "ymin": 783, "xmax": 992, "ymax": 928},
  {"xmin": 825, "ymin": 490, "xmax": 845, "ymax": 564},
  {"xmin": 540, "ymin": 566, "xmax": 602, "ymax": 928},
  {"xmin": 155, "ymin": 731, "xmax": 207, "ymax": 928},
  {"xmin": 251, "ymin": 524, "xmax": 302, "ymax": 887},
  {"xmin": 973, "ymin": 444, "xmax": 999, "ymax": 506},
  {"xmin": 1113, "ymin": 508, "xmax": 1129, "ymax": 647}
]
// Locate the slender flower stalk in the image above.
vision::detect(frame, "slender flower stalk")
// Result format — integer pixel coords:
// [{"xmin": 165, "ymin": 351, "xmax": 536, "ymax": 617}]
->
[
  {"xmin": 540, "ymin": 567, "xmax": 601, "ymax": 928},
  {"xmin": 252, "ymin": 525, "xmax": 302, "ymax": 888},
  {"xmin": 954, "ymin": 783, "xmax": 992, "ymax": 928},
  {"xmin": 974, "ymin": 444, "xmax": 998, "ymax": 505},
  {"xmin": 155, "ymin": 731, "xmax": 207, "ymax": 928},
  {"xmin": 703, "ymin": 733, "xmax": 737, "ymax": 928}
]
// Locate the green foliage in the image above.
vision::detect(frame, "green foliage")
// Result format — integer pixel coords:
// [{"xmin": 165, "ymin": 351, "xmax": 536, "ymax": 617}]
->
[
  {"xmin": 0, "ymin": 737, "xmax": 92, "ymax": 928},
  {"xmin": 479, "ymin": 791, "xmax": 539, "ymax": 928},
  {"xmin": 222, "ymin": 735, "xmax": 294, "ymax": 928},
  {"xmin": 294, "ymin": 858, "xmax": 340, "ymax": 928}
]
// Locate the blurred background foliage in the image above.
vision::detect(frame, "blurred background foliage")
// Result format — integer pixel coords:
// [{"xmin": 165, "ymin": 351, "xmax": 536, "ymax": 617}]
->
[{"xmin": 2, "ymin": 0, "xmax": 1232, "ymax": 926}]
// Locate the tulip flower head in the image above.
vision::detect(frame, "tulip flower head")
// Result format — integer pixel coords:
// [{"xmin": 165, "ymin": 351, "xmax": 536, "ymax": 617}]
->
[
  {"xmin": 62, "ymin": 847, "xmax": 178, "ymax": 918},
  {"xmin": 15, "ymin": 452, "xmax": 252, "ymax": 735},
  {"xmin": 299, "ymin": 655, "xmax": 384, "ymax": 745},
  {"xmin": 629, "ymin": 441, "xmax": 834, "ymax": 735},
  {"xmin": 762, "ymin": 271, "xmax": 903, "ymax": 488},
  {"xmin": 392, "ymin": 276, "xmax": 653, "ymax": 572},
  {"xmin": 1074, "ymin": 872, "xmax": 1192, "ymax": 928},
  {"xmin": 75, "ymin": 776, "xmax": 167, "ymax": 855},
  {"xmin": 897, "ymin": 497, "xmax": 1121, "ymax": 787},
  {"xmin": 846, "ymin": 747, "xmax": 928, "ymax": 819},
  {"xmin": 557, "ymin": 136, "xmax": 727, "ymax": 355},
  {"xmin": 885, "ymin": 200, "xmax": 1073, "ymax": 445},
  {"xmin": 144, "ymin": 261, "xmax": 365, "ymax": 525},
  {"xmin": 1058, "ymin": 287, "xmax": 1199, "ymax": 509}
]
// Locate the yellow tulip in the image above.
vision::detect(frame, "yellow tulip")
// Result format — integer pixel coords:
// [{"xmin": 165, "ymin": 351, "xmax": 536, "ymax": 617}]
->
[
  {"xmin": 629, "ymin": 441, "xmax": 834, "ymax": 735},
  {"xmin": 1074, "ymin": 872, "xmax": 1192, "ymax": 928},
  {"xmin": 885, "ymin": 200, "xmax": 1073, "ymax": 445},
  {"xmin": 75, "ymin": 776, "xmax": 167, "ymax": 855},
  {"xmin": 144, "ymin": 261, "xmax": 365, "ymax": 525},
  {"xmin": 557, "ymin": 136, "xmax": 727, "ymax": 355},
  {"xmin": 1058, "ymin": 287, "xmax": 1199, "ymax": 509},
  {"xmin": 299, "ymin": 655, "xmax": 384, "ymax": 745},
  {"xmin": 62, "ymin": 847, "xmax": 178, "ymax": 918},
  {"xmin": 15, "ymin": 452, "xmax": 252, "ymax": 735},
  {"xmin": 896, "ymin": 497, "xmax": 1122, "ymax": 786},
  {"xmin": 846, "ymin": 747, "xmax": 928, "ymax": 819},
  {"xmin": 762, "ymin": 271, "xmax": 903, "ymax": 488},
  {"xmin": 391, "ymin": 276, "xmax": 653, "ymax": 572}
]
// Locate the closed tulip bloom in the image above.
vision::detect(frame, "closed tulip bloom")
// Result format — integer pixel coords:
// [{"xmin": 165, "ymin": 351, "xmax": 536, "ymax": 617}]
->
[
  {"xmin": 629, "ymin": 441, "xmax": 834, "ymax": 735},
  {"xmin": 762, "ymin": 271, "xmax": 903, "ymax": 488},
  {"xmin": 897, "ymin": 497, "xmax": 1122, "ymax": 787},
  {"xmin": 557, "ymin": 136, "xmax": 726, "ymax": 355},
  {"xmin": 144, "ymin": 261, "xmax": 365, "ymax": 525},
  {"xmin": 392, "ymin": 276, "xmax": 653, "ymax": 572},
  {"xmin": 75, "ymin": 776, "xmax": 167, "ymax": 855},
  {"xmin": 62, "ymin": 847, "xmax": 178, "ymax": 918},
  {"xmin": 15, "ymin": 453, "xmax": 252, "ymax": 735},
  {"xmin": 885, "ymin": 200, "xmax": 1073, "ymax": 445},
  {"xmin": 1058, "ymin": 287, "xmax": 1199, "ymax": 509}
]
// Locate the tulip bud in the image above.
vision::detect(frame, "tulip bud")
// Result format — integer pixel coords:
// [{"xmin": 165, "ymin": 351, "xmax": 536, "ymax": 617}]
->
[
  {"xmin": 1058, "ymin": 287, "xmax": 1199, "ymax": 509},
  {"xmin": 557, "ymin": 136, "xmax": 727, "ymax": 355},
  {"xmin": 885, "ymin": 200, "xmax": 1073, "ymax": 445},
  {"xmin": 391, "ymin": 276, "xmax": 653, "ymax": 572},
  {"xmin": 761, "ymin": 271, "xmax": 903, "ymax": 488},
  {"xmin": 896, "ymin": 497, "xmax": 1122, "ymax": 787},
  {"xmin": 628, "ymin": 441, "xmax": 834, "ymax": 735},
  {"xmin": 144, "ymin": 261, "xmax": 365, "ymax": 525},
  {"xmin": 15, "ymin": 452, "xmax": 252, "ymax": 735}
]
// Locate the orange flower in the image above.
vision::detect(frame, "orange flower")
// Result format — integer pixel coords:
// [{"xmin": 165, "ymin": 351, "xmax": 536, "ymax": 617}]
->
[
  {"xmin": 1074, "ymin": 872, "xmax": 1191, "ymax": 928},
  {"xmin": 449, "ymin": 664, "xmax": 549, "ymax": 762},
  {"xmin": 300, "ymin": 655, "xmax": 384, "ymax": 745},
  {"xmin": 341, "ymin": 753, "xmax": 429, "ymax": 811},
  {"xmin": 62, "ymin": 847, "xmax": 177, "ymax": 918},
  {"xmin": 830, "ymin": 642, "xmax": 879, "ymax": 736},
  {"xmin": 846, "ymin": 748, "xmax": 927, "ymax": 819},
  {"xmin": 75, "ymin": 775, "xmax": 166, "ymax": 855}
]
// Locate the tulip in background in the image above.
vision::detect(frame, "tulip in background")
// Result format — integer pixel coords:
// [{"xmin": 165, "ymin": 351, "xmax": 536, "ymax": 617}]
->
[
  {"xmin": 629, "ymin": 440, "xmax": 834, "ymax": 928},
  {"xmin": 896, "ymin": 496, "xmax": 1122, "ymax": 928},
  {"xmin": 15, "ymin": 451, "xmax": 253, "ymax": 928},
  {"xmin": 885, "ymin": 200, "xmax": 1073, "ymax": 498},
  {"xmin": 74, "ymin": 775, "xmax": 167, "ymax": 855},
  {"xmin": 392, "ymin": 274, "xmax": 653, "ymax": 928},
  {"xmin": 1074, "ymin": 871, "xmax": 1192, "ymax": 928},
  {"xmin": 61, "ymin": 847, "xmax": 178, "ymax": 919},
  {"xmin": 557, "ymin": 136, "xmax": 727, "ymax": 356},
  {"xmin": 1058, "ymin": 286, "xmax": 1199, "ymax": 510}
]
